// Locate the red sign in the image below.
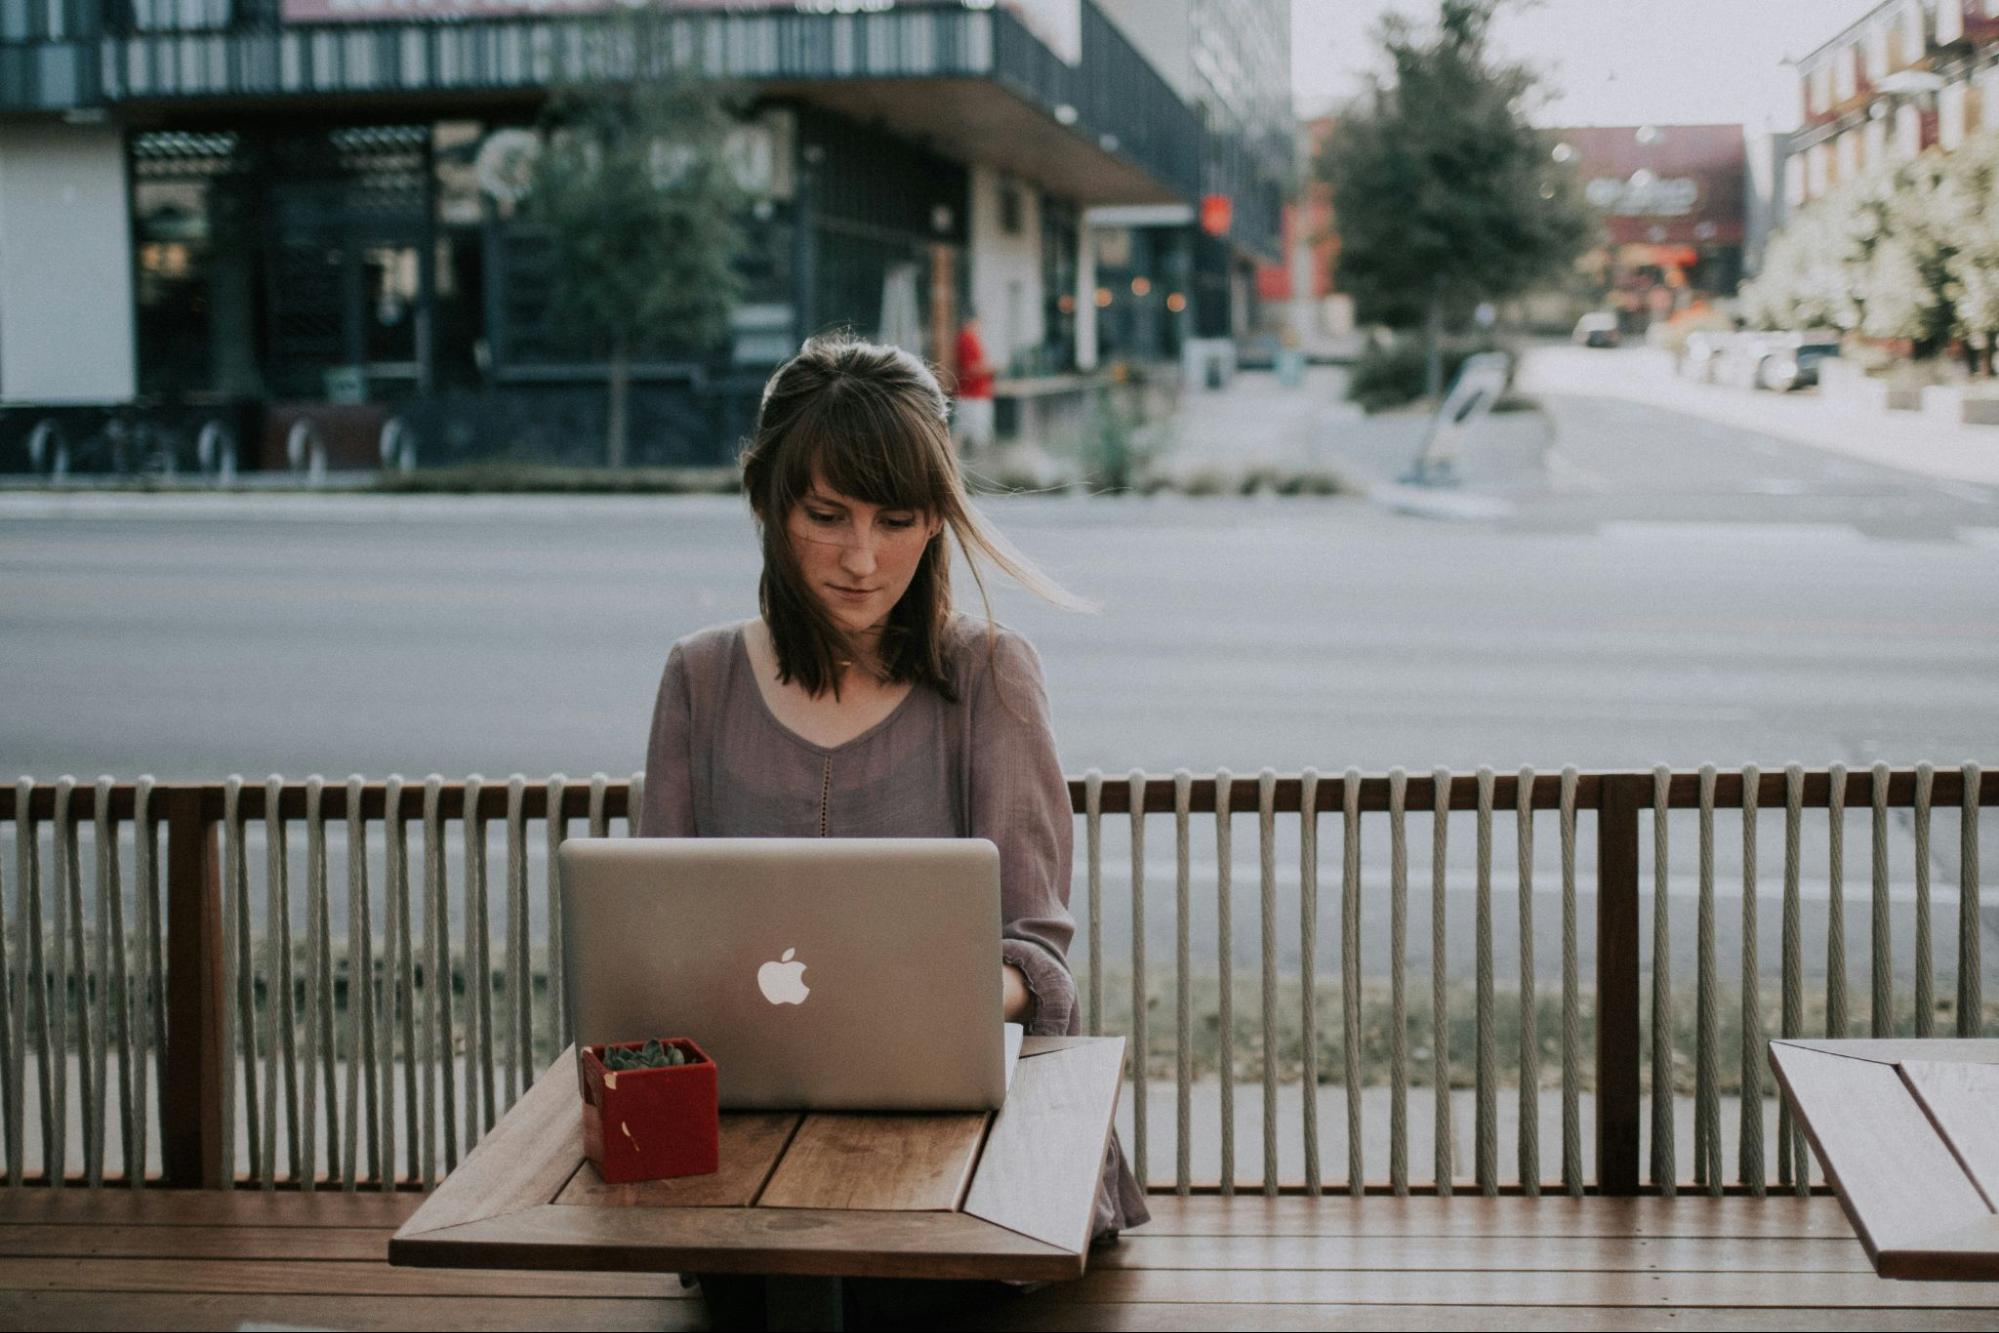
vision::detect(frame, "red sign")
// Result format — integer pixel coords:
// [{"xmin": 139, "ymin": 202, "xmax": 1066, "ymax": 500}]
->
[{"xmin": 1201, "ymin": 194, "xmax": 1232, "ymax": 238}]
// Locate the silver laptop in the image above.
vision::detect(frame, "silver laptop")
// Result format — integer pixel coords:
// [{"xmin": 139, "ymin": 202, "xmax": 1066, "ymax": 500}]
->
[{"xmin": 560, "ymin": 837, "xmax": 1024, "ymax": 1111}]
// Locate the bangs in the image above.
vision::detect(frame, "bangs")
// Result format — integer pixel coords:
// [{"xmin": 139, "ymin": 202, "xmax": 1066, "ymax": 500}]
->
[{"xmin": 772, "ymin": 375, "xmax": 952, "ymax": 515}]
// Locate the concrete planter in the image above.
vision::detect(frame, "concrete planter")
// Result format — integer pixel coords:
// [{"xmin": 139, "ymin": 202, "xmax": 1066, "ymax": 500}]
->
[
  {"xmin": 1819, "ymin": 360, "xmax": 1923, "ymax": 412},
  {"xmin": 1920, "ymin": 384, "xmax": 1999, "ymax": 425}
]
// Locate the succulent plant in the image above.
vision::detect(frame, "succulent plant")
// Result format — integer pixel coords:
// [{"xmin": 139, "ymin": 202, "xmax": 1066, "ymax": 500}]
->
[{"xmin": 600, "ymin": 1038, "xmax": 690, "ymax": 1071}]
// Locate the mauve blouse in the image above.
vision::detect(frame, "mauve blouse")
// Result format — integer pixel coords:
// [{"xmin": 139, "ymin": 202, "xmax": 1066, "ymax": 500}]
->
[{"xmin": 636, "ymin": 612, "xmax": 1149, "ymax": 1241}]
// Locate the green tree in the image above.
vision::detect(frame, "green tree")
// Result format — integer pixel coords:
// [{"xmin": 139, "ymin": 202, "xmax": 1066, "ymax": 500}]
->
[
  {"xmin": 521, "ymin": 17, "xmax": 747, "ymax": 468},
  {"xmin": 1315, "ymin": 0, "xmax": 1594, "ymax": 398}
]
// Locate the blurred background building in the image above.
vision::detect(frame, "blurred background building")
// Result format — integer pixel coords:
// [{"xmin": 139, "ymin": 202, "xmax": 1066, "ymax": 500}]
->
[
  {"xmin": 1783, "ymin": 0, "xmax": 1999, "ymax": 210},
  {"xmin": 1536, "ymin": 123, "xmax": 1749, "ymax": 337},
  {"xmin": 0, "ymin": 0, "xmax": 1288, "ymax": 470}
]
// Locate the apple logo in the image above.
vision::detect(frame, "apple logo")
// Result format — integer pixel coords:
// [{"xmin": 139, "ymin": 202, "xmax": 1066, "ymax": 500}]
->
[{"xmin": 758, "ymin": 947, "xmax": 810, "ymax": 1005}]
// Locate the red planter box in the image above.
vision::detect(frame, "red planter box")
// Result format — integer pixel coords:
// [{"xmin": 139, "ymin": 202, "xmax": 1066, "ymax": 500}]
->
[{"xmin": 578, "ymin": 1038, "xmax": 719, "ymax": 1184}]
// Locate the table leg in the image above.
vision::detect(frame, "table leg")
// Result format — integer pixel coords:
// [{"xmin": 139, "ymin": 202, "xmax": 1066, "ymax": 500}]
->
[{"xmin": 765, "ymin": 1275, "xmax": 844, "ymax": 1332}]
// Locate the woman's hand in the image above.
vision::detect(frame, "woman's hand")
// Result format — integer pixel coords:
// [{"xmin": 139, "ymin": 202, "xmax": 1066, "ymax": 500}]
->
[{"xmin": 1002, "ymin": 962, "xmax": 1035, "ymax": 1024}]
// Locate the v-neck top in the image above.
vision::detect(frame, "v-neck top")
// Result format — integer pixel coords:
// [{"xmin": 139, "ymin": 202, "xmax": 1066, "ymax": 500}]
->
[
  {"xmin": 734, "ymin": 620, "xmax": 922, "ymax": 757},
  {"xmin": 635, "ymin": 611, "xmax": 1150, "ymax": 1240}
]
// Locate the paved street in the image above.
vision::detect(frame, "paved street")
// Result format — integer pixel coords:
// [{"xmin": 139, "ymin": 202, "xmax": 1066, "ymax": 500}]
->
[{"xmin": 3, "ymin": 354, "xmax": 1995, "ymax": 989}]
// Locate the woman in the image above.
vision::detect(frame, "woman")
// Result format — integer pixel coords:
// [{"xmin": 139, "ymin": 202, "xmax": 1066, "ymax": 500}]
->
[{"xmin": 637, "ymin": 334, "xmax": 1147, "ymax": 1325}]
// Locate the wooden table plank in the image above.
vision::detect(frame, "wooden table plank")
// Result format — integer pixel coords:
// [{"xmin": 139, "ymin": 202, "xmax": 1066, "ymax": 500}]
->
[
  {"xmin": 0, "ymin": 1223, "xmax": 391, "ymax": 1261},
  {"xmin": 0, "ymin": 1293, "xmax": 703, "ymax": 1333},
  {"xmin": 963, "ymin": 1037, "xmax": 1125, "ymax": 1255},
  {"xmin": 758, "ymin": 1111, "xmax": 989, "ymax": 1211},
  {"xmin": 554, "ymin": 1112, "xmax": 801, "ymax": 1209},
  {"xmin": 0, "ymin": 1189, "xmax": 423, "ymax": 1229},
  {"xmin": 1769, "ymin": 1041, "xmax": 1990, "ymax": 1269},
  {"xmin": 394, "ymin": 1048, "xmax": 584, "ymax": 1239},
  {"xmin": 1901, "ymin": 1060, "xmax": 1999, "ymax": 1210},
  {"xmin": 1093, "ymin": 1233, "xmax": 1872, "ymax": 1273},
  {"xmin": 945, "ymin": 1302, "xmax": 1999, "ymax": 1332},
  {"xmin": 0, "ymin": 1255, "xmax": 690, "ymax": 1299},
  {"xmin": 395, "ymin": 1202, "xmax": 1083, "ymax": 1283},
  {"xmin": 1062, "ymin": 1267, "xmax": 1999, "ymax": 1307},
  {"xmin": 1130, "ymin": 1195, "xmax": 1857, "ymax": 1240}
]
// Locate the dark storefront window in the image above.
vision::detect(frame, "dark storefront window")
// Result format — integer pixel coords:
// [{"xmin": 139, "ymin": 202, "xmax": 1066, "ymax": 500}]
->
[
  {"xmin": 799, "ymin": 108, "xmax": 967, "ymax": 357},
  {"xmin": 1040, "ymin": 195, "xmax": 1078, "ymax": 373}
]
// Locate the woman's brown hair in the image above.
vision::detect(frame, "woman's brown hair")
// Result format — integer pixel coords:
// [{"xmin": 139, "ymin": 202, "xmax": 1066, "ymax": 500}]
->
[{"xmin": 738, "ymin": 332, "xmax": 1095, "ymax": 706}]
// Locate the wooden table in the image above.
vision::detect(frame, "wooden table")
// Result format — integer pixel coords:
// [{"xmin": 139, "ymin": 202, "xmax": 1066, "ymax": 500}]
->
[
  {"xmin": 1769, "ymin": 1037, "xmax": 1999, "ymax": 1281},
  {"xmin": 390, "ymin": 1035, "xmax": 1126, "ymax": 1328}
]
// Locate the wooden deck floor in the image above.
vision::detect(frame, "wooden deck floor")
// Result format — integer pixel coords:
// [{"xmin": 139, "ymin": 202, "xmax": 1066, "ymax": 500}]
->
[{"xmin": 0, "ymin": 1190, "xmax": 1993, "ymax": 1330}]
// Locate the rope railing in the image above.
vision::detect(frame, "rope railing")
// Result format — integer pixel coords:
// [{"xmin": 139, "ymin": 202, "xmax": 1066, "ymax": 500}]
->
[{"xmin": 0, "ymin": 765, "xmax": 1990, "ymax": 1193}]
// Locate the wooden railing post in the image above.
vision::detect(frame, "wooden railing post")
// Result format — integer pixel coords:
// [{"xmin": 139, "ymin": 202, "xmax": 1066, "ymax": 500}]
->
[
  {"xmin": 162, "ymin": 786, "xmax": 227, "ymax": 1189},
  {"xmin": 1594, "ymin": 773, "xmax": 1643, "ymax": 1195}
]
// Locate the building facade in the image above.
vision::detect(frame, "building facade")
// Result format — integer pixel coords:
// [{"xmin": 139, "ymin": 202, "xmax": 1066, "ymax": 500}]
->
[
  {"xmin": 0, "ymin": 0, "xmax": 1276, "ymax": 471},
  {"xmin": 1082, "ymin": 0, "xmax": 1290, "ymax": 370},
  {"xmin": 1546, "ymin": 123, "xmax": 1749, "ymax": 333},
  {"xmin": 1785, "ymin": 0, "xmax": 1999, "ymax": 211}
]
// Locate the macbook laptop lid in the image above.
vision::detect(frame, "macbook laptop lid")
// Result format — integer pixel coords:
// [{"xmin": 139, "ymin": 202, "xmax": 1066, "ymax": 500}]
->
[{"xmin": 561, "ymin": 837, "xmax": 1017, "ymax": 1111}]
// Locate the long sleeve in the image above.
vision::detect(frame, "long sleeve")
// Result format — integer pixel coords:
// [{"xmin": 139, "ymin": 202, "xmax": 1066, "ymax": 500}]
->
[
  {"xmin": 638, "ymin": 643, "xmax": 698, "ymax": 839},
  {"xmin": 966, "ymin": 626, "xmax": 1150, "ymax": 1242},
  {"xmin": 967, "ymin": 630, "xmax": 1078, "ymax": 1040}
]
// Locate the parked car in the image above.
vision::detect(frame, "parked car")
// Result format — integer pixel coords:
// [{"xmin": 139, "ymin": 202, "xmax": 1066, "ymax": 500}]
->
[
  {"xmin": 1571, "ymin": 312, "xmax": 1621, "ymax": 348},
  {"xmin": 1677, "ymin": 329, "xmax": 1727, "ymax": 383},
  {"xmin": 1750, "ymin": 331, "xmax": 1840, "ymax": 391},
  {"xmin": 1702, "ymin": 330, "xmax": 1840, "ymax": 392}
]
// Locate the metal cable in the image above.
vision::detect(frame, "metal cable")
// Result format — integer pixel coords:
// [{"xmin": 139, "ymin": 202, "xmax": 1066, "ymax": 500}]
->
[
  {"xmin": 1515, "ymin": 766, "xmax": 1538, "ymax": 1197},
  {"xmin": 1649, "ymin": 764, "xmax": 1674, "ymax": 1196},
  {"xmin": 1961, "ymin": 762, "xmax": 1983, "ymax": 1037},
  {"xmin": 1173, "ymin": 770, "xmax": 1193, "ymax": 1196},
  {"xmin": 1826, "ymin": 762, "xmax": 1848, "ymax": 1039},
  {"xmin": 1341, "ymin": 767, "xmax": 1363, "ymax": 1196},
  {"xmin": 135, "ymin": 775, "xmax": 162, "ymax": 1190},
  {"xmin": 1559, "ymin": 766, "xmax": 1581, "ymax": 1197},
  {"xmin": 1738, "ymin": 764, "xmax": 1764, "ymax": 1195},
  {"xmin": 423, "ymin": 775, "xmax": 452, "ymax": 1179},
  {"xmin": 92, "ymin": 775, "xmax": 123, "ymax": 1188},
  {"xmin": 1215, "ymin": 767, "xmax": 1234, "ymax": 1195},
  {"xmin": 1129, "ymin": 769, "xmax": 1149, "ymax": 1191},
  {"xmin": 223, "ymin": 776, "xmax": 251, "ymax": 1187},
  {"xmin": 348, "ymin": 774, "xmax": 379, "ymax": 1189},
  {"xmin": 545, "ymin": 775, "xmax": 568, "ymax": 1057},
  {"xmin": 1914, "ymin": 764, "xmax": 1933, "ymax": 1039},
  {"xmin": 1298, "ymin": 768, "xmax": 1322, "ymax": 1196},
  {"xmin": 463, "ymin": 773, "xmax": 492, "ymax": 1148},
  {"xmin": 1870, "ymin": 762, "xmax": 1892, "ymax": 1038},
  {"xmin": 259, "ymin": 775, "xmax": 287, "ymax": 1190},
  {"xmin": 387, "ymin": 774, "xmax": 416, "ymax": 1189},
  {"xmin": 12, "ymin": 779, "xmax": 43, "ymax": 1187},
  {"xmin": 1780, "ymin": 764, "xmax": 1807, "ymax": 1193},
  {"xmin": 1474, "ymin": 766, "xmax": 1495, "ymax": 1196},
  {"xmin": 506, "ymin": 776, "xmax": 530, "ymax": 1111},
  {"xmin": 53, "ymin": 777, "xmax": 78, "ymax": 1192},
  {"xmin": 1258, "ymin": 769, "xmax": 1279, "ymax": 1196},
  {"xmin": 1430, "ymin": 766, "xmax": 1453, "ymax": 1196},
  {"xmin": 302, "ymin": 778, "xmax": 326, "ymax": 1192},
  {"xmin": 1694, "ymin": 764, "xmax": 1719, "ymax": 1196},
  {"xmin": 1387, "ymin": 767, "xmax": 1409, "ymax": 1197},
  {"xmin": 1084, "ymin": 770, "xmax": 1102, "ymax": 1037}
]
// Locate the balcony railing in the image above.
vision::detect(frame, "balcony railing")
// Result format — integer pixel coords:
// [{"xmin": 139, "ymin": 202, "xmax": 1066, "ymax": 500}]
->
[
  {"xmin": 0, "ymin": 2, "xmax": 1204, "ymax": 213},
  {"xmin": 2, "ymin": 761, "xmax": 1987, "ymax": 1197}
]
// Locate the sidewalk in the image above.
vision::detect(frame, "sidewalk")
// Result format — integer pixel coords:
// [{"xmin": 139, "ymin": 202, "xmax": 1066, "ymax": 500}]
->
[
  {"xmin": 1146, "ymin": 363, "xmax": 1362, "ymax": 485},
  {"xmin": 1517, "ymin": 344, "xmax": 1999, "ymax": 491}
]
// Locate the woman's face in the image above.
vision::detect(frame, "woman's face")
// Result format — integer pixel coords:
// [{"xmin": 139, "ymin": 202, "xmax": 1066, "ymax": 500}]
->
[{"xmin": 784, "ymin": 469, "xmax": 943, "ymax": 639}]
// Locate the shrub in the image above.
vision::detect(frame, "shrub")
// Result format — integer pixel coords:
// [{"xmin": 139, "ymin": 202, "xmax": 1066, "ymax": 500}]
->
[{"xmin": 1346, "ymin": 336, "xmax": 1508, "ymax": 413}]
